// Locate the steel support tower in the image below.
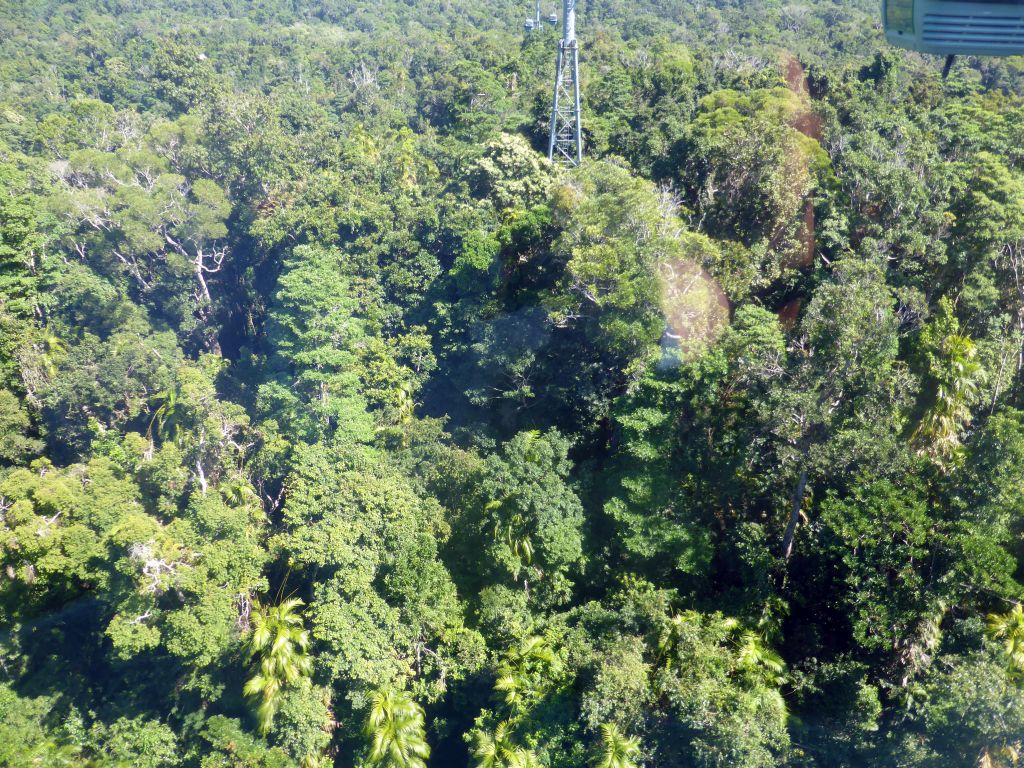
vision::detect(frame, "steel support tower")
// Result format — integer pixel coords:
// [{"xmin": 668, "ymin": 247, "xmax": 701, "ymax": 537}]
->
[{"xmin": 547, "ymin": 0, "xmax": 582, "ymax": 166}]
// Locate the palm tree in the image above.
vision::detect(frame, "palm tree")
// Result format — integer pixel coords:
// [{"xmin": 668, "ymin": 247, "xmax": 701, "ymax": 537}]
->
[
  {"xmin": 147, "ymin": 386, "xmax": 183, "ymax": 444},
  {"xmin": 912, "ymin": 330, "xmax": 980, "ymax": 466},
  {"xmin": 394, "ymin": 381, "xmax": 415, "ymax": 426},
  {"xmin": 593, "ymin": 723, "xmax": 641, "ymax": 768},
  {"xmin": 38, "ymin": 331, "xmax": 66, "ymax": 379},
  {"xmin": 472, "ymin": 721, "xmax": 517, "ymax": 768},
  {"xmin": 979, "ymin": 742, "xmax": 1022, "ymax": 768},
  {"xmin": 657, "ymin": 612, "xmax": 739, "ymax": 667},
  {"xmin": 471, "ymin": 722, "xmax": 540, "ymax": 768},
  {"xmin": 491, "ymin": 508, "xmax": 535, "ymax": 570},
  {"xmin": 364, "ymin": 687, "xmax": 430, "ymax": 768},
  {"xmin": 506, "ymin": 750, "xmax": 542, "ymax": 768},
  {"xmin": 243, "ymin": 597, "xmax": 312, "ymax": 733},
  {"xmin": 487, "ymin": 495, "xmax": 535, "ymax": 586},
  {"xmin": 735, "ymin": 630, "xmax": 786, "ymax": 685},
  {"xmin": 495, "ymin": 636, "xmax": 561, "ymax": 713},
  {"xmin": 219, "ymin": 476, "xmax": 259, "ymax": 508},
  {"xmin": 987, "ymin": 603, "xmax": 1024, "ymax": 674}
]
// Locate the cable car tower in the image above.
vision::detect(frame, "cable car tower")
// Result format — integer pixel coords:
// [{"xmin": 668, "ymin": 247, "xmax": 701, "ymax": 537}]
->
[{"xmin": 547, "ymin": 0, "xmax": 582, "ymax": 166}]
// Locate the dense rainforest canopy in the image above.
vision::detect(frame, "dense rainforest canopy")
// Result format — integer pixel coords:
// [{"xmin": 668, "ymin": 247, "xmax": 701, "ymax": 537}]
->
[{"xmin": 1, "ymin": 0, "xmax": 1024, "ymax": 766}]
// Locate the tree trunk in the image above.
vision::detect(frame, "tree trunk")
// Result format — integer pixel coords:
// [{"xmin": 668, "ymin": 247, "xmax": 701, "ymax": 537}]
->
[{"xmin": 782, "ymin": 467, "xmax": 808, "ymax": 561}]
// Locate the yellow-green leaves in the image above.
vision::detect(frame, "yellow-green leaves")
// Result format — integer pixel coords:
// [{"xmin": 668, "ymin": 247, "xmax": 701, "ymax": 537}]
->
[
  {"xmin": 593, "ymin": 723, "xmax": 641, "ymax": 768},
  {"xmin": 911, "ymin": 298, "xmax": 982, "ymax": 469},
  {"xmin": 987, "ymin": 603, "xmax": 1024, "ymax": 676},
  {"xmin": 244, "ymin": 597, "xmax": 312, "ymax": 734},
  {"xmin": 364, "ymin": 687, "xmax": 430, "ymax": 768}
]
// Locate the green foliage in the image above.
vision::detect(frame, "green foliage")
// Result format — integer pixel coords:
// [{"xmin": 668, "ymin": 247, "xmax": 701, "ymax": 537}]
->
[
  {"xmin": 652, "ymin": 611, "xmax": 789, "ymax": 767},
  {"xmin": 480, "ymin": 430, "xmax": 585, "ymax": 604},
  {"xmin": 987, "ymin": 604, "xmax": 1024, "ymax": 675},
  {"xmin": 494, "ymin": 635, "xmax": 565, "ymax": 714},
  {"xmin": 259, "ymin": 244, "xmax": 374, "ymax": 443},
  {"xmin": 0, "ymin": 162, "xmax": 52, "ymax": 319},
  {"xmin": 88, "ymin": 716, "xmax": 179, "ymax": 768},
  {"xmin": 472, "ymin": 134, "xmax": 556, "ymax": 211},
  {"xmin": 275, "ymin": 440, "xmax": 469, "ymax": 704},
  {"xmin": 244, "ymin": 597, "xmax": 313, "ymax": 733},
  {"xmin": 471, "ymin": 720, "xmax": 542, "ymax": 768},
  {"xmin": 1, "ymin": 1, "xmax": 1023, "ymax": 766},
  {"xmin": 592, "ymin": 723, "xmax": 641, "ymax": 768},
  {"xmin": 819, "ymin": 479, "xmax": 937, "ymax": 654},
  {"xmin": 364, "ymin": 688, "xmax": 430, "ymax": 768},
  {"xmin": 0, "ymin": 388, "xmax": 43, "ymax": 463},
  {"xmin": 672, "ymin": 87, "xmax": 829, "ymax": 295},
  {"xmin": 200, "ymin": 716, "xmax": 295, "ymax": 767},
  {"xmin": 546, "ymin": 162, "xmax": 668, "ymax": 389},
  {"xmin": 267, "ymin": 680, "xmax": 333, "ymax": 766},
  {"xmin": 0, "ymin": 683, "xmax": 62, "ymax": 766},
  {"xmin": 911, "ymin": 298, "xmax": 983, "ymax": 467},
  {"xmin": 918, "ymin": 647, "xmax": 1024, "ymax": 768}
]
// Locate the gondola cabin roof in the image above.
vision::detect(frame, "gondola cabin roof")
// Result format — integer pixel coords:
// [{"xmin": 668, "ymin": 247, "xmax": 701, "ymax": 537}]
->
[{"xmin": 885, "ymin": 0, "xmax": 1024, "ymax": 55}]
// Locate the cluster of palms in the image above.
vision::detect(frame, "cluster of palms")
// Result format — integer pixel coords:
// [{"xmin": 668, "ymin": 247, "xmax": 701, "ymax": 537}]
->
[
  {"xmin": 358, "ymin": 646, "xmax": 640, "ymax": 768},
  {"xmin": 244, "ymin": 603, "xmax": 643, "ymax": 767},
  {"xmin": 240, "ymin": 597, "xmax": 432, "ymax": 767},
  {"xmin": 471, "ymin": 722, "xmax": 639, "ymax": 768},
  {"xmin": 470, "ymin": 636, "xmax": 643, "ymax": 768}
]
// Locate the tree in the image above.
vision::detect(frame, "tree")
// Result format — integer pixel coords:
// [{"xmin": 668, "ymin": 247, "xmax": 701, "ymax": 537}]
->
[
  {"xmin": 651, "ymin": 610, "xmax": 789, "ymax": 767},
  {"xmin": 494, "ymin": 635, "xmax": 563, "ymax": 714},
  {"xmin": 735, "ymin": 631, "xmax": 786, "ymax": 686},
  {"xmin": 0, "ymin": 163, "xmax": 51, "ymax": 319},
  {"xmin": 51, "ymin": 142, "xmax": 231, "ymax": 350},
  {"xmin": 593, "ymin": 723, "xmax": 641, "ymax": 768},
  {"xmin": 818, "ymin": 479, "xmax": 937, "ymax": 656},
  {"xmin": 258, "ymin": 243, "xmax": 374, "ymax": 444},
  {"xmin": 774, "ymin": 258, "xmax": 907, "ymax": 561},
  {"xmin": 243, "ymin": 597, "xmax": 313, "ymax": 733},
  {"xmin": 671, "ymin": 87, "xmax": 828, "ymax": 294},
  {"xmin": 274, "ymin": 440, "xmax": 472, "ymax": 710},
  {"xmin": 919, "ymin": 647, "xmax": 1024, "ymax": 768},
  {"xmin": 911, "ymin": 299, "xmax": 982, "ymax": 467},
  {"xmin": 471, "ymin": 720, "xmax": 517, "ymax": 768},
  {"xmin": 470, "ymin": 134, "xmax": 556, "ymax": 212},
  {"xmin": 364, "ymin": 688, "xmax": 430, "ymax": 768},
  {"xmin": 987, "ymin": 604, "xmax": 1024, "ymax": 675},
  {"xmin": 0, "ymin": 388, "xmax": 43, "ymax": 464},
  {"xmin": 471, "ymin": 721, "xmax": 541, "ymax": 768},
  {"xmin": 545, "ymin": 162, "xmax": 670, "ymax": 404},
  {"xmin": 5, "ymin": 1, "xmax": 1024, "ymax": 765},
  {"xmin": 477, "ymin": 430, "xmax": 585, "ymax": 606}
]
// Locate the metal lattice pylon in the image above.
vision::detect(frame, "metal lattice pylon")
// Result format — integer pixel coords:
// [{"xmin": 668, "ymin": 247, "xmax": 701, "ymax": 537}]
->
[{"xmin": 547, "ymin": 0, "xmax": 582, "ymax": 166}]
